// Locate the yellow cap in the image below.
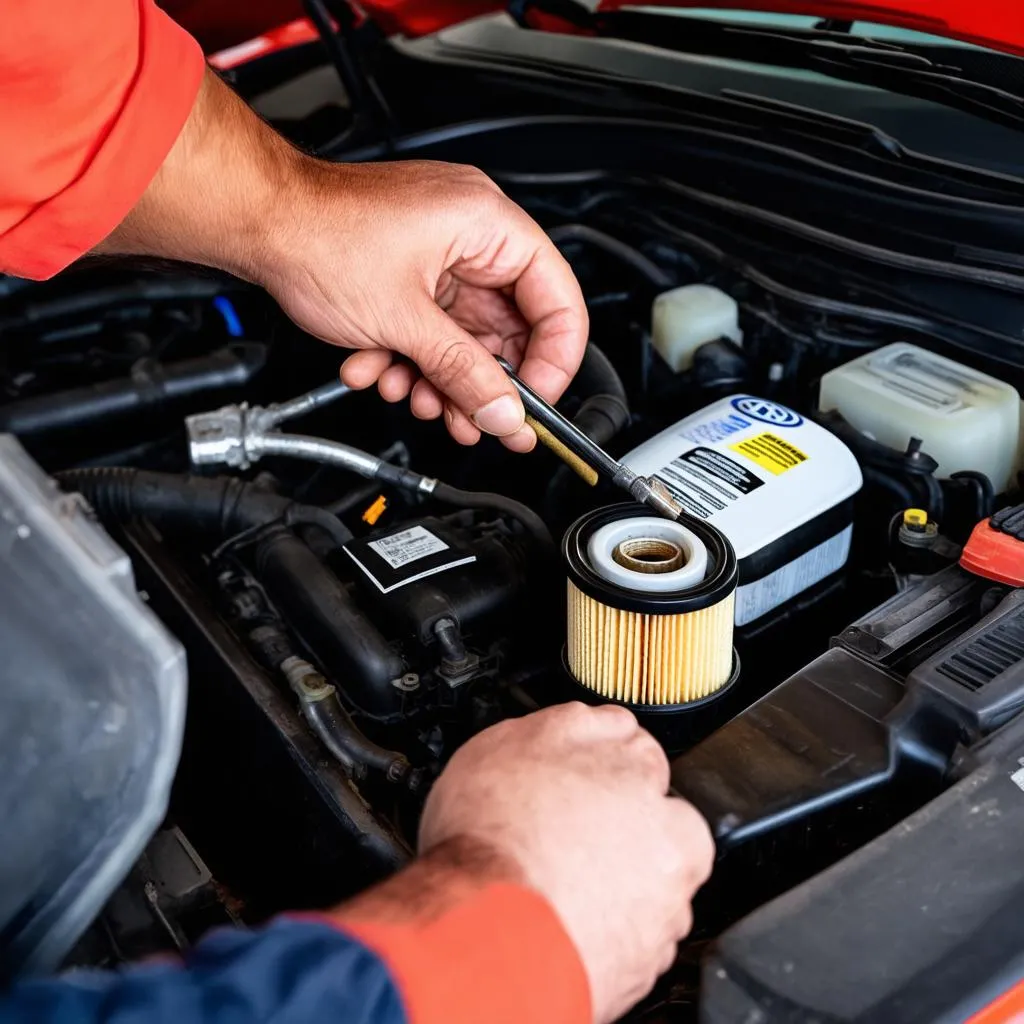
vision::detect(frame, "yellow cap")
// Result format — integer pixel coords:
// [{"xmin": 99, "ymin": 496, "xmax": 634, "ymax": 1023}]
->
[
  {"xmin": 362, "ymin": 494, "xmax": 388, "ymax": 526},
  {"xmin": 903, "ymin": 508, "xmax": 929, "ymax": 528}
]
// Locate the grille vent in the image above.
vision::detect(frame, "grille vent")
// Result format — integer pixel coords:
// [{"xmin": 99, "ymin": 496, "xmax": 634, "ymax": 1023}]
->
[
  {"xmin": 936, "ymin": 611, "xmax": 1024, "ymax": 692},
  {"xmin": 992, "ymin": 504, "xmax": 1024, "ymax": 541}
]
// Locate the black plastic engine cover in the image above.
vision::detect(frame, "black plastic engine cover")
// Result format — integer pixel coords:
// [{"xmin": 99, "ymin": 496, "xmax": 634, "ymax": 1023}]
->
[
  {"xmin": 669, "ymin": 648, "xmax": 906, "ymax": 848},
  {"xmin": 672, "ymin": 573, "xmax": 1022, "ymax": 851},
  {"xmin": 340, "ymin": 514, "xmax": 537, "ymax": 643},
  {"xmin": 701, "ymin": 719, "xmax": 1024, "ymax": 1024},
  {"xmin": 908, "ymin": 589, "xmax": 1024, "ymax": 736},
  {"xmin": 834, "ymin": 564, "xmax": 991, "ymax": 674}
]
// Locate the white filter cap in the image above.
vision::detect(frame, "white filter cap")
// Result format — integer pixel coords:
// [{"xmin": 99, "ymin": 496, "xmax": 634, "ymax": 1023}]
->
[{"xmin": 587, "ymin": 516, "xmax": 708, "ymax": 593}]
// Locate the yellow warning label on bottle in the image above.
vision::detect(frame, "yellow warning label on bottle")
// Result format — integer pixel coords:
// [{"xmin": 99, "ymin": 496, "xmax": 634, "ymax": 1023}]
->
[{"xmin": 729, "ymin": 432, "xmax": 808, "ymax": 475}]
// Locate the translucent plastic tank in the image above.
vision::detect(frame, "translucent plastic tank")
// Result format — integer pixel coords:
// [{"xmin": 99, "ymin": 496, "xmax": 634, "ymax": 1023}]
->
[
  {"xmin": 0, "ymin": 436, "xmax": 186, "ymax": 978},
  {"xmin": 651, "ymin": 285, "xmax": 742, "ymax": 372},
  {"xmin": 819, "ymin": 343, "xmax": 1021, "ymax": 494}
]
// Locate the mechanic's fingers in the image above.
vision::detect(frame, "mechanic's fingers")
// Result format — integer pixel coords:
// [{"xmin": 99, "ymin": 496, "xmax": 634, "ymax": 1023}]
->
[
  {"xmin": 378, "ymin": 362, "xmax": 417, "ymax": 403},
  {"xmin": 668, "ymin": 799, "xmax": 716, "ymax": 893},
  {"xmin": 511, "ymin": 227, "xmax": 588, "ymax": 405},
  {"xmin": 545, "ymin": 701, "xmax": 639, "ymax": 741},
  {"xmin": 410, "ymin": 298, "xmax": 524, "ymax": 438},
  {"xmin": 655, "ymin": 939, "xmax": 681, "ymax": 979},
  {"xmin": 625, "ymin": 729, "xmax": 672, "ymax": 793},
  {"xmin": 589, "ymin": 703, "xmax": 641, "ymax": 733},
  {"xmin": 444, "ymin": 402, "xmax": 482, "ymax": 446},
  {"xmin": 500, "ymin": 424, "xmax": 537, "ymax": 453},
  {"xmin": 341, "ymin": 349, "xmax": 393, "ymax": 389},
  {"xmin": 410, "ymin": 378, "xmax": 445, "ymax": 420}
]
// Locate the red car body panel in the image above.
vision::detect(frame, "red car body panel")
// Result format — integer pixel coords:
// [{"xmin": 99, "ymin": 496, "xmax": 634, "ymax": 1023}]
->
[
  {"xmin": 169, "ymin": 0, "xmax": 1024, "ymax": 57},
  {"xmin": 357, "ymin": 0, "xmax": 1024, "ymax": 54}
]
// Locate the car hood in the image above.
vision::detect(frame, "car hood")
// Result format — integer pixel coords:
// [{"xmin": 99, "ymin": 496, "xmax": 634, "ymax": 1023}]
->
[{"xmin": 357, "ymin": 1, "xmax": 1024, "ymax": 55}]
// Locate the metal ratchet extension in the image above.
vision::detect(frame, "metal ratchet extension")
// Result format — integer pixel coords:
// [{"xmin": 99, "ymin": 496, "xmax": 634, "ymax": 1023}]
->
[{"xmin": 496, "ymin": 357, "xmax": 683, "ymax": 521}]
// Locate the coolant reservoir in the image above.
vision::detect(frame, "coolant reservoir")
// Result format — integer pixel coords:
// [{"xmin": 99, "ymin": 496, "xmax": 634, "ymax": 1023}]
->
[
  {"xmin": 651, "ymin": 285, "xmax": 742, "ymax": 372},
  {"xmin": 819, "ymin": 343, "xmax": 1021, "ymax": 493}
]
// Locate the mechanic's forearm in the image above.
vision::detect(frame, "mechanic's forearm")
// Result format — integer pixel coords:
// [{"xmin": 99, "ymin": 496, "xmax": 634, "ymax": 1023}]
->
[
  {"xmin": 2, "ymin": 838, "xmax": 589, "ymax": 1024},
  {"xmin": 331, "ymin": 834, "xmax": 526, "ymax": 924},
  {"xmin": 322, "ymin": 836, "xmax": 592, "ymax": 1024},
  {"xmin": 93, "ymin": 68, "xmax": 302, "ymax": 282}
]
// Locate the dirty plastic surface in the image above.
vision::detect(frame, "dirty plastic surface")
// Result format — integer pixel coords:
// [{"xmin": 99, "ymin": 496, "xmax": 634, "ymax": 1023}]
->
[{"xmin": 0, "ymin": 435, "xmax": 186, "ymax": 978}]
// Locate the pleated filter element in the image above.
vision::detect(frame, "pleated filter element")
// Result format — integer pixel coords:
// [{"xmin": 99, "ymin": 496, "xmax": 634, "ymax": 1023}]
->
[
  {"xmin": 567, "ymin": 582, "xmax": 735, "ymax": 704},
  {"xmin": 563, "ymin": 506, "xmax": 738, "ymax": 709}
]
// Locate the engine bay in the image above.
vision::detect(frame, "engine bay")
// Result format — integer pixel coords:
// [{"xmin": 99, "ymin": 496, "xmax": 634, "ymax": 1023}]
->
[{"xmin": 3, "ymin": 17, "xmax": 1024, "ymax": 1020}]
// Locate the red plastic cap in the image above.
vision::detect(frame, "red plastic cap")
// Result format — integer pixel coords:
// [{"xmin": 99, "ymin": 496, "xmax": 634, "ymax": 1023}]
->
[{"xmin": 961, "ymin": 508, "xmax": 1024, "ymax": 587}]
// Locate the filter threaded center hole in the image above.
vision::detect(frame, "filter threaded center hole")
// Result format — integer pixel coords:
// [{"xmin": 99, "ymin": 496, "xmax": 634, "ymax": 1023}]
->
[{"xmin": 612, "ymin": 537, "xmax": 685, "ymax": 574}]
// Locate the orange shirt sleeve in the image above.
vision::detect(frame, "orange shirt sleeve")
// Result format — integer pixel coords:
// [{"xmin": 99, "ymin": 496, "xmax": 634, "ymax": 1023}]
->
[
  {"xmin": 304, "ymin": 883, "xmax": 593, "ymax": 1024},
  {"xmin": 0, "ymin": 0, "xmax": 205, "ymax": 280}
]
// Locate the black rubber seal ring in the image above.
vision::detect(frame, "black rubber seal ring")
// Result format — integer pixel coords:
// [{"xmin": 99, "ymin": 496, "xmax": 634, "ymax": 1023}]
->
[
  {"xmin": 561, "ymin": 646, "xmax": 741, "ymax": 714},
  {"xmin": 562, "ymin": 503, "xmax": 738, "ymax": 614}
]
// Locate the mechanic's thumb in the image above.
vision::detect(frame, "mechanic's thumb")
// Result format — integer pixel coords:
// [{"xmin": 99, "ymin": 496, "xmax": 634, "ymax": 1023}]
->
[{"xmin": 411, "ymin": 299, "xmax": 525, "ymax": 437}]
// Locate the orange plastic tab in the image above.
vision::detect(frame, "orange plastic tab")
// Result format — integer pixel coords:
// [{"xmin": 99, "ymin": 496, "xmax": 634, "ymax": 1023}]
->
[
  {"xmin": 362, "ymin": 495, "xmax": 387, "ymax": 526},
  {"xmin": 961, "ymin": 507, "xmax": 1024, "ymax": 587}
]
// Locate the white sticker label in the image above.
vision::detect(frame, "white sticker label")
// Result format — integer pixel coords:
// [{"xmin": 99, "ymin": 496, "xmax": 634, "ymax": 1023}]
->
[
  {"xmin": 1010, "ymin": 766, "xmax": 1024, "ymax": 794},
  {"xmin": 368, "ymin": 526, "xmax": 448, "ymax": 569},
  {"xmin": 736, "ymin": 526, "xmax": 853, "ymax": 626},
  {"xmin": 655, "ymin": 446, "xmax": 765, "ymax": 520}
]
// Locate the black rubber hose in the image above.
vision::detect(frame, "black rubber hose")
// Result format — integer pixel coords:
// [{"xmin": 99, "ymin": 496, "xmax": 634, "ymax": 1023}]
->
[
  {"xmin": 0, "ymin": 344, "xmax": 267, "ymax": 438},
  {"xmin": 57, "ymin": 467, "xmax": 357, "ymax": 560},
  {"xmin": 254, "ymin": 530, "xmax": 407, "ymax": 718},
  {"xmin": 950, "ymin": 471, "xmax": 996, "ymax": 521},
  {"xmin": 545, "ymin": 344, "xmax": 631, "ymax": 520},
  {"xmin": 244, "ymin": 616, "xmax": 411, "ymax": 785},
  {"xmin": 547, "ymin": 224, "xmax": 674, "ymax": 291},
  {"xmin": 326, "ymin": 482, "xmax": 383, "ymax": 517},
  {"xmin": 921, "ymin": 472, "xmax": 946, "ymax": 523},
  {"xmin": 57, "ymin": 467, "xmax": 300, "ymax": 535},
  {"xmin": 429, "ymin": 482, "xmax": 553, "ymax": 548},
  {"xmin": 863, "ymin": 466, "xmax": 918, "ymax": 512},
  {"xmin": 282, "ymin": 505, "xmax": 354, "ymax": 549},
  {"xmin": 568, "ymin": 343, "xmax": 630, "ymax": 449},
  {"xmin": 0, "ymin": 277, "xmax": 239, "ymax": 331},
  {"xmin": 301, "ymin": 695, "xmax": 413, "ymax": 784}
]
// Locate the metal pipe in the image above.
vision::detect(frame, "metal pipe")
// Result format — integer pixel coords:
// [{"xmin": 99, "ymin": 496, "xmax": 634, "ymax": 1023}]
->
[
  {"xmin": 256, "ymin": 380, "xmax": 352, "ymax": 431},
  {"xmin": 250, "ymin": 432, "xmax": 385, "ymax": 480},
  {"xmin": 185, "ymin": 400, "xmax": 551, "ymax": 541}
]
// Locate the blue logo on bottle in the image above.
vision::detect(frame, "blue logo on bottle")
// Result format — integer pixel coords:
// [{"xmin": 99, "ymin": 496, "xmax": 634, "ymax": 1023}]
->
[{"xmin": 730, "ymin": 397, "xmax": 803, "ymax": 428}]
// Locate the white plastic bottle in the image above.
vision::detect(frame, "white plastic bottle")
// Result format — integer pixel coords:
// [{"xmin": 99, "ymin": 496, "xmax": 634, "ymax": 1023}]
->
[
  {"xmin": 819, "ymin": 342, "xmax": 1021, "ymax": 493},
  {"xmin": 651, "ymin": 285, "xmax": 742, "ymax": 372}
]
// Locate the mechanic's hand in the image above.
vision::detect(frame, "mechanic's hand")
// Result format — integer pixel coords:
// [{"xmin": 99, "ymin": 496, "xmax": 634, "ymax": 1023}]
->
[
  {"xmin": 260, "ymin": 159, "xmax": 588, "ymax": 452},
  {"xmin": 95, "ymin": 70, "xmax": 588, "ymax": 451},
  {"xmin": 419, "ymin": 702, "xmax": 715, "ymax": 1024}
]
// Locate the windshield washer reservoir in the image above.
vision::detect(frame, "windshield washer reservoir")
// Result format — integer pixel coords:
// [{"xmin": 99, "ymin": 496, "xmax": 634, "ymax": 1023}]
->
[{"xmin": 819, "ymin": 342, "xmax": 1021, "ymax": 493}]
